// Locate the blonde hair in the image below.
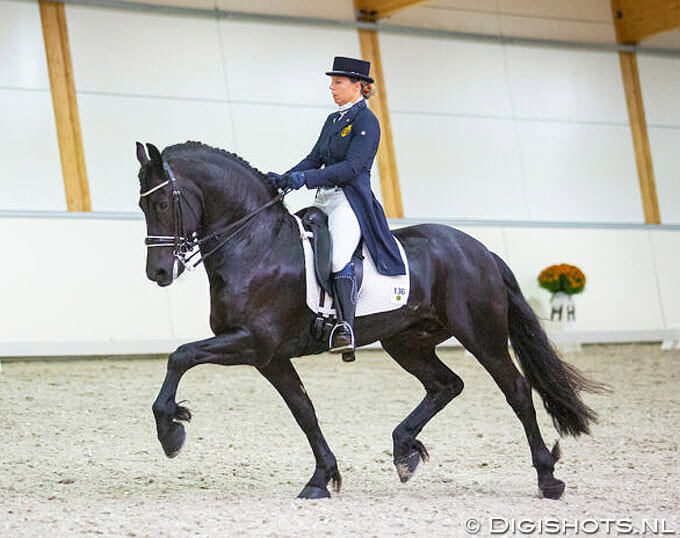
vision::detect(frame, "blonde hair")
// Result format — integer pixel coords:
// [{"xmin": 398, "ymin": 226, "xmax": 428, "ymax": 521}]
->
[
  {"xmin": 348, "ymin": 76, "xmax": 376, "ymax": 99},
  {"xmin": 360, "ymin": 80, "xmax": 376, "ymax": 99}
]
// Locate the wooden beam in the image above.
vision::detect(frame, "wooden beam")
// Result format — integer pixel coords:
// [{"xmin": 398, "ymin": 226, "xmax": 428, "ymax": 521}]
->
[
  {"xmin": 355, "ymin": 0, "xmax": 427, "ymax": 21},
  {"xmin": 611, "ymin": 0, "xmax": 680, "ymax": 44},
  {"xmin": 618, "ymin": 51, "xmax": 661, "ymax": 224},
  {"xmin": 356, "ymin": 28, "xmax": 404, "ymax": 218},
  {"xmin": 39, "ymin": 0, "xmax": 91, "ymax": 212}
]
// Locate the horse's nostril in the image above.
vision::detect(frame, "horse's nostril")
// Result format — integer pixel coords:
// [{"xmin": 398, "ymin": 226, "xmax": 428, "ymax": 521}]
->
[{"xmin": 155, "ymin": 269, "xmax": 168, "ymax": 281}]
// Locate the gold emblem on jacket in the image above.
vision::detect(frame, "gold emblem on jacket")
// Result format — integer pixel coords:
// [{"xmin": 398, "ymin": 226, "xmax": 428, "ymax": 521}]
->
[{"xmin": 340, "ymin": 124, "xmax": 352, "ymax": 137}]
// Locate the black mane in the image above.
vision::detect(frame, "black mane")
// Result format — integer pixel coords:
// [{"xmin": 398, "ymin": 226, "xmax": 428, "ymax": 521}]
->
[
  {"xmin": 139, "ymin": 140, "xmax": 276, "ymax": 196},
  {"xmin": 163, "ymin": 141, "xmax": 266, "ymax": 177}
]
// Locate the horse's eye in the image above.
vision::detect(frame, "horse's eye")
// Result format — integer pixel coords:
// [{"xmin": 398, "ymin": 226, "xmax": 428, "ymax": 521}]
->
[{"xmin": 157, "ymin": 200, "xmax": 169, "ymax": 211}]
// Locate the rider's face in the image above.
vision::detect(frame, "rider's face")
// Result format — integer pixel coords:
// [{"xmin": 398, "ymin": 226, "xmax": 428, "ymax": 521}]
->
[{"xmin": 329, "ymin": 76, "xmax": 361, "ymax": 106}]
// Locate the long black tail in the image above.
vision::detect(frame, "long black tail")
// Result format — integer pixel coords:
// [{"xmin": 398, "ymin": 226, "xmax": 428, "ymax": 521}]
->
[{"xmin": 492, "ymin": 252, "xmax": 607, "ymax": 437}]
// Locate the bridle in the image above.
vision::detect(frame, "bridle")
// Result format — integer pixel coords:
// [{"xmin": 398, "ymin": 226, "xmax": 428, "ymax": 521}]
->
[{"xmin": 140, "ymin": 160, "xmax": 288, "ymax": 272}]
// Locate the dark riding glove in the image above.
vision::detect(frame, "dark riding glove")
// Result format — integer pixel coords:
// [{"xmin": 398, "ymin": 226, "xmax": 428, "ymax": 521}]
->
[
  {"xmin": 266, "ymin": 171, "xmax": 285, "ymax": 189},
  {"xmin": 284, "ymin": 171, "xmax": 306, "ymax": 190}
]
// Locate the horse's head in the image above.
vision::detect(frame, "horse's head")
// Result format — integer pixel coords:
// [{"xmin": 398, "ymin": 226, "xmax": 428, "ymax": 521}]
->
[{"xmin": 136, "ymin": 142, "xmax": 199, "ymax": 287}]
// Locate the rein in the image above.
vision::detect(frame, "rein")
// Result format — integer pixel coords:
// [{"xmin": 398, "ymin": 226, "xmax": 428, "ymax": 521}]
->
[{"xmin": 141, "ymin": 160, "xmax": 288, "ymax": 270}]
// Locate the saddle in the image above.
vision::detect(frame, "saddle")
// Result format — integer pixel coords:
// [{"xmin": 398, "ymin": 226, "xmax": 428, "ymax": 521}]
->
[{"xmin": 295, "ymin": 207, "xmax": 363, "ymax": 341}]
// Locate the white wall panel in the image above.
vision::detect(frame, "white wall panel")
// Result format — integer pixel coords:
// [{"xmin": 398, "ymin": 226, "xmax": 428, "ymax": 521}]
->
[
  {"xmin": 0, "ymin": 88, "xmax": 65, "ymax": 211},
  {"xmin": 380, "ymin": 34, "xmax": 512, "ymax": 117},
  {"xmin": 516, "ymin": 120, "xmax": 643, "ymax": 222},
  {"xmin": 231, "ymin": 102, "xmax": 383, "ymax": 214},
  {"xmin": 167, "ymin": 266, "xmax": 212, "ymax": 341},
  {"xmin": 455, "ymin": 225, "xmax": 508, "ymax": 259},
  {"xmin": 0, "ymin": 0, "xmax": 50, "ymax": 90},
  {"xmin": 505, "ymin": 47, "xmax": 627, "ymax": 123},
  {"xmin": 638, "ymin": 56, "xmax": 680, "ymax": 128},
  {"xmin": 0, "ymin": 218, "xmax": 175, "ymax": 344},
  {"xmin": 3, "ymin": 216, "xmax": 675, "ymax": 356},
  {"xmin": 219, "ymin": 21, "xmax": 360, "ymax": 106},
  {"xmin": 650, "ymin": 230, "xmax": 680, "ymax": 329},
  {"xmin": 392, "ymin": 113, "xmax": 528, "ymax": 220},
  {"xmin": 503, "ymin": 227, "xmax": 664, "ymax": 332},
  {"xmin": 649, "ymin": 128, "xmax": 680, "ymax": 224},
  {"xmin": 66, "ymin": 5, "xmax": 227, "ymax": 99},
  {"xmin": 78, "ymin": 93, "xmax": 235, "ymax": 212},
  {"xmin": 231, "ymin": 102, "xmax": 329, "ymax": 213}
]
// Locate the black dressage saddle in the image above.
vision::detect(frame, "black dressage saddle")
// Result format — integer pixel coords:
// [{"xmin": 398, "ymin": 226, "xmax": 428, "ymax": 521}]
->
[{"xmin": 296, "ymin": 207, "xmax": 364, "ymax": 341}]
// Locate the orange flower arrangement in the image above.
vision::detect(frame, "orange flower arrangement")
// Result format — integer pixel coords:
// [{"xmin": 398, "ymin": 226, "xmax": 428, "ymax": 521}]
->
[{"xmin": 538, "ymin": 264, "xmax": 586, "ymax": 295}]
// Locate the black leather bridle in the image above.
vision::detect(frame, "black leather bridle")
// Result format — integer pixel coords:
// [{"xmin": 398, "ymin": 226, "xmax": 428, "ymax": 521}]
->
[{"xmin": 140, "ymin": 160, "xmax": 287, "ymax": 271}]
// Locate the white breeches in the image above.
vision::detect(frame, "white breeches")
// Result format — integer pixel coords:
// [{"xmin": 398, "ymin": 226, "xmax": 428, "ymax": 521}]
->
[{"xmin": 313, "ymin": 187, "xmax": 361, "ymax": 272}]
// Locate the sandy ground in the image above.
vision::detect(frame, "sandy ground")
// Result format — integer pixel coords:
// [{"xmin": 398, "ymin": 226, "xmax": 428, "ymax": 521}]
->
[{"xmin": 1, "ymin": 343, "xmax": 678, "ymax": 537}]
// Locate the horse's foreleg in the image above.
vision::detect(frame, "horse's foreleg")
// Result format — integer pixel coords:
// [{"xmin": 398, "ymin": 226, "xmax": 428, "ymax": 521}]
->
[
  {"xmin": 258, "ymin": 358, "xmax": 341, "ymax": 499},
  {"xmin": 152, "ymin": 329, "xmax": 262, "ymax": 458},
  {"xmin": 381, "ymin": 337, "xmax": 464, "ymax": 483}
]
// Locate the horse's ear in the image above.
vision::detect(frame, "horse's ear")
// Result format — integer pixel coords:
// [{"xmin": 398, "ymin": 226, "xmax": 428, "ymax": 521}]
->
[
  {"xmin": 136, "ymin": 141, "xmax": 149, "ymax": 165},
  {"xmin": 146, "ymin": 143, "xmax": 163, "ymax": 171}
]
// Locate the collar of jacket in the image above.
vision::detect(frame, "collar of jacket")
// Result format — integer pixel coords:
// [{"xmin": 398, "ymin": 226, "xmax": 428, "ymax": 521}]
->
[{"xmin": 330, "ymin": 99, "xmax": 367, "ymax": 135}]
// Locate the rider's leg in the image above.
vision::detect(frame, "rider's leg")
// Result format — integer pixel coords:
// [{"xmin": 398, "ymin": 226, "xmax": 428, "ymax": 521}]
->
[
  {"xmin": 330, "ymin": 261, "xmax": 357, "ymax": 356},
  {"xmin": 325, "ymin": 190, "xmax": 361, "ymax": 357}
]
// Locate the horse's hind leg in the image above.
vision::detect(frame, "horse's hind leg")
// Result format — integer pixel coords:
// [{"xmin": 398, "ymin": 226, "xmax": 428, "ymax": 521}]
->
[
  {"xmin": 381, "ymin": 336, "xmax": 464, "ymax": 483},
  {"xmin": 466, "ymin": 335, "xmax": 564, "ymax": 499}
]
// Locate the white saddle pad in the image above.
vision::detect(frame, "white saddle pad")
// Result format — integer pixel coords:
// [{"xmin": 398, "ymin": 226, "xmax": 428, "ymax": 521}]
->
[{"xmin": 293, "ymin": 215, "xmax": 410, "ymax": 318}]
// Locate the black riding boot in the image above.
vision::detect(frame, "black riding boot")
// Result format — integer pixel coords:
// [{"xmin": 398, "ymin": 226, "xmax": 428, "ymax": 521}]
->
[{"xmin": 329, "ymin": 263, "xmax": 356, "ymax": 361}]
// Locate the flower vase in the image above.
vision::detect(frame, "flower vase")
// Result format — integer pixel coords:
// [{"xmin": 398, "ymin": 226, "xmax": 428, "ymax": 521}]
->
[
  {"xmin": 550, "ymin": 291, "xmax": 575, "ymax": 322},
  {"xmin": 549, "ymin": 291, "xmax": 581, "ymax": 352}
]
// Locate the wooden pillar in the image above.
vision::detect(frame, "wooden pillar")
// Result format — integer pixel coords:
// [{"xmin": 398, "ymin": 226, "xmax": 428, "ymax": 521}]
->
[
  {"xmin": 39, "ymin": 0, "xmax": 91, "ymax": 212},
  {"xmin": 618, "ymin": 51, "xmax": 660, "ymax": 224},
  {"xmin": 357, "ymin": 28, "xmax": 404, "ymax": 218},
  {"xmin": 611, "ymin": 0, "xmax": 664, "ymax": 224}
]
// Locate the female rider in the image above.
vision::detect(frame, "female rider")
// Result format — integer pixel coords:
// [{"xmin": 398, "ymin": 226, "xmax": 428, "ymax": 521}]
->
[{"xmin": 268, "ymin": 57, "xmax": 405, "ymax": 359}]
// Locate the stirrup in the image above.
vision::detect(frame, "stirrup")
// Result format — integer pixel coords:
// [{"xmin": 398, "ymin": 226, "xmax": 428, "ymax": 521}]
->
[{"xmin": 328, "ymin": 321, "xmax": 354, "ymax": 354}]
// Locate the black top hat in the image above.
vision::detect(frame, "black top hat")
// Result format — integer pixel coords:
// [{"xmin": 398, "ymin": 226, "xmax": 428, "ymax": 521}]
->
[{"xmin": 325, "ymin": 56, "xmax": 374, "ymax": 83}]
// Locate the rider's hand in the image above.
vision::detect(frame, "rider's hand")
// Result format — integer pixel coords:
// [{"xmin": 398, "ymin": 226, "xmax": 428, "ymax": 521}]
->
[
  {"xmin": 266, "ymin": 171, "xmax": 285, "ymax": 189},
  {"xmin": 283, "ymin": 171, "xmax": 306, "ymax": 190}
]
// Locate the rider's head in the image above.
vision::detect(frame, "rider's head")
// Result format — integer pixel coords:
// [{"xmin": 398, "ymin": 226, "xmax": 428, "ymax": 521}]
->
[{"xmin": 326, "ymin": 57, "xmax": 375, "ymax": 106}]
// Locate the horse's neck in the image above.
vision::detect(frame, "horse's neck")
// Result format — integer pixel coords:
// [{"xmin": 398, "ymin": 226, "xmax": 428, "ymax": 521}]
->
[
  {"xmin": 197, "ymin": 175, "xmax": 273, "ymax": 233},
  {"xmin": 201, "ymin": 200, "xmax": 301, "ymax": 279}
]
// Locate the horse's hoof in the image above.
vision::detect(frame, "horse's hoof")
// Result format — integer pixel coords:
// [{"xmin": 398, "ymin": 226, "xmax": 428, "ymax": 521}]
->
[
  {"xmin": 395, "ymin": 450, "xmax": 423, "ymax": 483},
  {"xmin": 297, "ymin": 484, "xmax": 331, "ymax": 499},
  {"xmin": 539, "ymin": 478, "xmax": 565, "ymax": 500},
  {"xmin": 160, "ymin": 422, "xmax": 186, "ymax": 459}
]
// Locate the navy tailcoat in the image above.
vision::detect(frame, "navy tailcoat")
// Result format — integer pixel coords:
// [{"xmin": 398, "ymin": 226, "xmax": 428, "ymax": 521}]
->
[{"xmin": 288, "ymin": 100, "xmax": 406, "ymax": 276}]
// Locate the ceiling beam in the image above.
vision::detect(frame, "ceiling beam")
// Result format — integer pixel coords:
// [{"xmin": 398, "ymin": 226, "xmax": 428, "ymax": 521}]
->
[
  {"xmin": 355, "ymin": 0, "xmax": 427, "ymax": 21},
  {"xmin": 611, "ymin": 0, "xmax": 680, "ymax": 44}
]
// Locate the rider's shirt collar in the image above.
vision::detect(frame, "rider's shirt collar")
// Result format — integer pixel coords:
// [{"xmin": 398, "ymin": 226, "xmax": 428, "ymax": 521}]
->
[
  {"xmin": 337, "ymin": 96, "xmax": 364, "ymax": 118},
  {"xmin": 338, "ymin": 96, "xmax": 363, "ymax": 112}
]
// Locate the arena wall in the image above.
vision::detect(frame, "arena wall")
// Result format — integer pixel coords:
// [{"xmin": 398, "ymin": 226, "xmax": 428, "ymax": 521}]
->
[{"xmin": 1, "ymin": 0, "xmax": 679, "ymax": 356}]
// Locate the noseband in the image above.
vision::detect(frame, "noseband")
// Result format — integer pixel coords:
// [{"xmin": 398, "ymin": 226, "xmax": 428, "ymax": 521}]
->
[{"xmin": 140, "ymin": 160, "xmax": 287, "ymax": 271}]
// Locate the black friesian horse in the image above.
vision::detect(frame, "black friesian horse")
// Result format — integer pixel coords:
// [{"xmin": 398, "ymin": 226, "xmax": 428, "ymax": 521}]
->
[{"xmin": 137, "ymin": 141, "xmax": 603, "ymax": 500}]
